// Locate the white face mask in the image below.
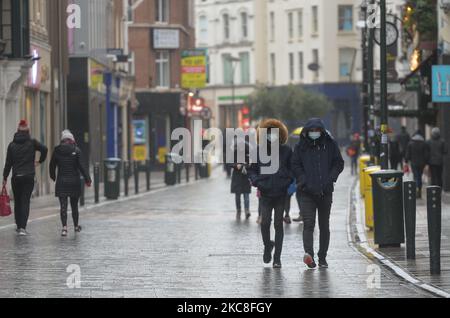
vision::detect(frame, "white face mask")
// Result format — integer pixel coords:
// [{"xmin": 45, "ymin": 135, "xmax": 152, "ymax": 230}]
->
[{"xmin": 308, "ymin": 131, "xmax": 321, "ymax": 140}]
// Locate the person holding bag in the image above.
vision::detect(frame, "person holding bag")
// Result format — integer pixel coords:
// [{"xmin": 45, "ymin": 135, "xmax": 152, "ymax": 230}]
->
[
  {"xmin": 3, "ymin": 120, "xmax": 48, "ymax": 236},
  {"xmin": 50, "ymin": 130, "xmax": 92, "ymax": 237}
]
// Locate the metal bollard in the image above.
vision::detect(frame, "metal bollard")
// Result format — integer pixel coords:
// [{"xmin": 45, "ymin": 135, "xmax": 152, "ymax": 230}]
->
[
  {"xmin": 186, "ymin": 163, "xmax": 190, "ymax": 183},
  {"xmin": 145, "ymin": 159, "xmax": 151, "ymax": 191},
  {"xmin": 94, "ymin": 163, "xmax": 100, "ymax": 204},
  {"xmin": 177, "ymin": 163, "xmax": 182, "ymax": 184},
  {"xmin": 403, "ymin": 181, "xmax": 416, "ymax": 260},
  {"xmin": 80, "ymin": 176, "xmax": 85, "ymax": 207},
  {"xmin": 134, "ymin": 161, "xmax": 139, "ymax": 194},
  {"xmin": 427, "ymin": 186, "xmax": 442, "ymax": 275},
  {"xmin": 124, "ymin": 161, "xmax": 129, "ymax": 197}
]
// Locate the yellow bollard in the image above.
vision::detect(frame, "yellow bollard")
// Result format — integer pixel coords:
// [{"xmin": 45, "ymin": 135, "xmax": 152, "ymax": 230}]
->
[
  {"xmin": 359, "ymin": 155, "xmax": 371, "ymax": 197},
  {"xmin": 364, "ymin": 166, "xmax": 381, "ymax": 230}
]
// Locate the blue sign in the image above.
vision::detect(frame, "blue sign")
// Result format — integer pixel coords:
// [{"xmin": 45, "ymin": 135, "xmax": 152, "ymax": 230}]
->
[{"xmin": 432, "ymin": 65, "xmax": 450, "ymax": 103}]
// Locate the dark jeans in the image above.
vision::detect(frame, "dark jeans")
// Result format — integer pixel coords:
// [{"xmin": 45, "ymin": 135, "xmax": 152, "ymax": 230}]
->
[
  {"xmin": 235, "ymin": 193, "xmax": 250, "ymax": 211},
  {"xmin": 390, "ymin": 159, "xmax": 400, "ymax": 171},
  {"xmin": 284, "ymin": 195, "xmax": 292, "ymax": 216},
  {"xmin": 260, "ymin": 195, "xmax": 285, "ymax": 262},
  {"xmin": 299, "ymin": 192, "xmax": 333, "ymax": 261},
  {"xmin": 11, "ymin": 175, "xmax": 35, "ymax": 230},
  {"xmin": 59, "ymin": 197, "xmax": 80, "ymax": 227},
  {"xmin": 412, "ymin": 165, "xmax": 425, "ymax": 191},
  {"xmin": 429, "ymin": 165, "xmax": 443, "ymax": 188}
]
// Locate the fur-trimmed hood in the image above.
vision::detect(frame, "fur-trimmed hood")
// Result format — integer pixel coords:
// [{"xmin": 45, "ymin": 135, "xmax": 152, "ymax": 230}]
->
[{"xmin": 257, "ymin": 119, "xmax": 289, "ymax": 145}]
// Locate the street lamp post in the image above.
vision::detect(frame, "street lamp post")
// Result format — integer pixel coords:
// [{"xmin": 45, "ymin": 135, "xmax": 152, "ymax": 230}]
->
[
  {"xmin": 379, "ymin": 0, "xmax": 389, "ymax": 170},
  {"xmin": 361, "ymin": 2, "xmax": 370, "ymax": 152},
  {"xmin": 368, "ymin": 0, "xmax": 376, "ymax": 162}
]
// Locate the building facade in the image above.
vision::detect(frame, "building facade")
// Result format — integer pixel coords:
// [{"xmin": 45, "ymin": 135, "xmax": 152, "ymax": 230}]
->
[
  {"xmin": 67, "ymin": 0, "xmax": 136, "ymax": 172},
  {"xmin": 129, "ymin": 0, "xmax": 195, "ymax": 165},
  {"xmin": 195, "ymin": 0, "xmax": 267, "ymax": 130}
]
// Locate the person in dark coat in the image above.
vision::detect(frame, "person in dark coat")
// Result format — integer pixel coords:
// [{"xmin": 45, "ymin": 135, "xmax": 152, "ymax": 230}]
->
[
  {"xmin": 397, "ymin": 126, "xmax": 410, "ymax": 167},
  {"xmin": 346, "ymin": 133, "xmax": 360, "ymax": 175},
  {"xmin": 405, "ymin": 131, "xmax": 430, "ymax": 199},
  {"xmin": 427, "ymin": 127, "xmax": 448, "ymax": 188},
  {"xmin": 50, "ymin": 130, "xmax": 92, "ymax": 236},
  {"xmin": 248, "ymin": 119, "xmax": 293, "ymax": 269},
  {"xmin": 389, "ymin": 134, "xmax": 402, "ymax": 170},
  {"xmin": 3, "ymin": 120, "xmax": 48, "ymax": 236},
  {"xmin": 291, "ymin": 118, "xmax": 344, "ymax": 269},
  {"xmin": 229, "ymin": 138, "xmax": 252, "ymax": 219}
]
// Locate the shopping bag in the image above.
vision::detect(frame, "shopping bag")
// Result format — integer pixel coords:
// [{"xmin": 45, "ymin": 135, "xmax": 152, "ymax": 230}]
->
[
  {"xmin": 0, "ymin": 184, "xmax": 12, "ymax": 217},
  {"xmin": 403, "ymin": 164, "xmax": 413, "ymax": 182}
]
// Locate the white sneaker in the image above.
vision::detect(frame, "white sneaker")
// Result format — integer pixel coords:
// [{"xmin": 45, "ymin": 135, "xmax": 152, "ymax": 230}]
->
[{"xmin": 18, "ymin": 229, "xmax": 28, "ymax": 236}]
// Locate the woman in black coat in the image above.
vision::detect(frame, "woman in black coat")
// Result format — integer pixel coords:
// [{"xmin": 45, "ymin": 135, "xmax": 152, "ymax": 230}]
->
[
  {"xmin": 229, "ymin": 137, "xmax": 252, "ymax": 219},
  {"xmin": 50, "ymin": 130, "xmax": 92, "ymax": 236}
]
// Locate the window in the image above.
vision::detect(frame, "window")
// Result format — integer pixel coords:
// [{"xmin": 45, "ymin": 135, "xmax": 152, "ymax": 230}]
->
[
  {"xmin": 270, "ymin": 53, "xmax": 276, "ymax": 83},
  {"xmin": 339, "ymin": 48, "xmax": 355, "ymax": 81},
  {"xmin": 223, "ymin": 13, "xmax": 230, "ymax": 40},
  {"xmin": 297, "ymin": 10, "xmax": 303, "ymax": 38},
  {"xmin": 198, "ymin": 15, "xmax": 208, "ymax": 44},
  {"xmin": 338, "ymin": 5, "xmax": 353, "ymax": 31},
  {"xmin": 156, "ymin": 51, "xmax": 170, "ymax": 87},
  {"xmin": 127, "ymin": 0, "xmax": 134, "ymax": 22},
  {"xmin": 312, "ymin": 49, "xmax": 319, "ymax": 79},
  {"xmin": 241, "ymin": 12, "xmax": 248, "ymax": 39},
  {"xmin": 312, "ymin": 6, "xmax": 318, "ymax": 34},
  {"xmin": 288, "ymin": 12, "xmax": 294, "ymax": 40},
  {"xmin": 270, "ymin": 11, "xmax": 275, "ymax": 41},
  {"xmin": 239, "ymin": 52, "xmax": 250, "ymax": 84},
  {"xmin": 298, "ymin": 52, "xmax": 304, "ymax": 80},
  {"xmin": 0, "ymin": 0, "xmax": 29, "ymax": 58},
  {"xmin": 289, "ymin": 53, "xmax": 294, "ymax": 81},
  {"xmin": 155, "ymin": 0, "xmax": 169, "ymax": 23},
  {"xmin": 222, "ymin": 54, "xmax": 233, "ymax": 85}
]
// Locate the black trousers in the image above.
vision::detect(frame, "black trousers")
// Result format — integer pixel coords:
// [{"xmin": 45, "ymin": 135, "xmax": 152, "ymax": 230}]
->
[
  {"xmin": 11, "ymin": 175, "xmax": 35, "ymax": 230},
  {"xmin": 429, "ymin": 165, "xmax": 443, "ymax": 188},
  {"xmin": 260, "ymin": 195, "xmax": 286, "ymax": 261},
  {"xmin": 299, "ymin": 192, "xmax": 333, "ymax": 260},
  {"xmin": 59, "ymin": 197, "xmax": 80, "ymax": 227}
]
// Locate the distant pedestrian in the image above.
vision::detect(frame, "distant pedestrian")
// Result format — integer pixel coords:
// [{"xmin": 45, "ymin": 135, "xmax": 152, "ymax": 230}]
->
[
  {"xmin": 346, "ymin": 133, "xmax": 360, "ymax": 175},
  {"xmin": 389, "ymin": 134, "xmax": 402, "ymax": 170},
  {"xmin": 405, "ymin": 131, "xmax": 430, "ymax": 199},
  {"xmin": 427, "ymin": 127, "xmax": 448, "ymax": 188},
  {"xmin": 230, "ymin": 163, "xmax": 252, "ymax": 220},
  {"xmin": 2, "ymin": 120, "xmax": 48, "ymax": 236},
  {"xmin": 397, "ymin": 126, "xmax": 411, "ymax": 167},
  {"xmin": 50, "ymin": 130, "xmax": 91, "ymax": 237},
  {"xmin": 248, "ymin": 119, "xmax": 293, "ymax": 269},
  {"xmin": 292, "ymin": 118, "xmax": 344, "ymax": 269}
]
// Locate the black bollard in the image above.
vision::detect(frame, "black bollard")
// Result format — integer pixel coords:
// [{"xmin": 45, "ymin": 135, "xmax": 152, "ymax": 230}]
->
[
  {"xmin": 403, "ymin": 181, "xmax": 416, "ymax": 260},
  {"xmin": 427, "ymin": 186, "xmax": 442, "ymax": 275},
  {"xmin": 124, "ymin": 161, "xmax": 129, "ymax": 197},
  {"xmin": 186, "ymin": 163, "xmax": 190, "ymax": 183},
  {"xmin": 80, "ymin": 176, "xmax": 85, "ymax": 207},
  {"xmin": 94, "ymin": 163, "xmax": 100, "ymax": 204},
  {"xmin": 134, "ymin": 161, "xmax": 139, "ymax": 194},
  {"xmin": 145, "ymin": 159, "xmax": 151, "ymax": 191},
  {"xmin": 177, "ymin": 163, "xmax": 181, "ymax": 184}
]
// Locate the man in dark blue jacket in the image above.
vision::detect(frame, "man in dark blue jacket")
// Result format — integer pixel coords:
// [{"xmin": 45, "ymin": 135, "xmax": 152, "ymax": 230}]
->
[
  {"xmin": 248, "ymin": 119, "xmax": 293, "ymax": 269},
  {"xmin": 291, "ymin": 118, "xmax": 344, "ymax": 269}
]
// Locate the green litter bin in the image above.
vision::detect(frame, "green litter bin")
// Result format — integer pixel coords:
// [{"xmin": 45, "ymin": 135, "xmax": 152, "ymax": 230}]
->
[
  {"xmin": 370, "ymin": 170, "xmax": 405, "ymax": 247},
  {"xmin": 104, "ymin": 158, "xmax": 122, "ymax": 200}
]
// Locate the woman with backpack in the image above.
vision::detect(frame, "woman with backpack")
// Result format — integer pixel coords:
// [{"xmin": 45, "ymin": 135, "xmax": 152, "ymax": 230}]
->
[{"xmin": 50, "ymin": 130, "xmax": 92, "ymax": 236}]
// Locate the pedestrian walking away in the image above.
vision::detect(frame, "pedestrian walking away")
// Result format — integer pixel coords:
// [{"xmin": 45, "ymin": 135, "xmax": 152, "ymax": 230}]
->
[
  {"xmin": 389, "ymin": 134, "xmax": 402, "ymax": 170},
  {"xmin": 397, "ymin": 126, "xmax": 411, "ymax": 168},
  {"xmin": 346, "ymin": 133, "xmax": 360, "ymax": 176},
  {"xmin": 291, "ymin": 118, "xmax": 344, "ymax": 269},
  {"xmin": 2, "ymin": 120, "xmax": 48, "ymax": 236},
  {"xmin": 50, "ymin": 130, "xmax": 92, "ymax": 237},
  {"xmin": 405, "ymin": 131, "xmax": 430, "ymax": 199},
  {"xmin": 248, "ymin": 119, "xmax": 293, "ymax": 269},
  {"xmin": 427, "ymin": 127, "xmax": 448, "ymax": 188}
]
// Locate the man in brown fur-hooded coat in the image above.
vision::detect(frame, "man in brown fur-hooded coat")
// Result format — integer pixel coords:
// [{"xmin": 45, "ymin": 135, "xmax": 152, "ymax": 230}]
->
[{"xmin": 247, "ymin": 118, "xmax": 293, "ymax": 268}]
